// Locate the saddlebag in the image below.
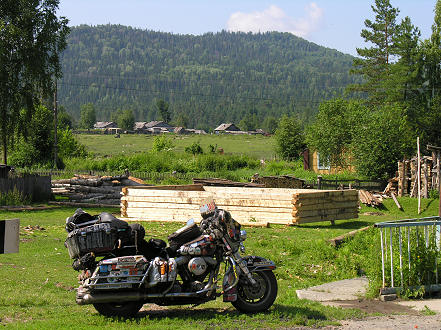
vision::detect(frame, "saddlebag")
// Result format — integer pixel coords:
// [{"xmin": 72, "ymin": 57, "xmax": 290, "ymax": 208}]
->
[
  {"xmin": 167, "ymin": 222, "xmax": 202, "ymax": 253},
  {"xmin": 65, "ymin": 222, "xmax": 119, "ymax": 259}
]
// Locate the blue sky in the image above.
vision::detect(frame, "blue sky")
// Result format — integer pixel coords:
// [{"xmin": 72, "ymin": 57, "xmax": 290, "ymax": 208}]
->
[{"xmin": 58, "ymin": 0, "xmax": 437, "ymax": 56}]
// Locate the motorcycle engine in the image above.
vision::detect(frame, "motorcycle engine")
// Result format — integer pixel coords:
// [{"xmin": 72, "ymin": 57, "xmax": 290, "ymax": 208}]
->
[{"xmin": 187, "ymin": 257, "xmax": 208, "ymax": 276}]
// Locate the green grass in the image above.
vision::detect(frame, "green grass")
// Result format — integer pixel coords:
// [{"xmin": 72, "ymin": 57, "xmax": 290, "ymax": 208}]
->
[
  {"xmin": 75, "ymin": 134, "xmax": 277, "ymax": 160},
  {"xmin": 0, "ymin": 197, "xmax": 438, "ymax": 328}
]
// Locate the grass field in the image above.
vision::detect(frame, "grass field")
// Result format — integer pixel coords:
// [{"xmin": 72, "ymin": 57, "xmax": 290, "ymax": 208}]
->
[
  {"xmin": 75, "ymin": 134, "xmax": 277, "ymax": 159},
  {"xmin": 0, "ymin": 197, "xmax": 439, "ymax": 328}
]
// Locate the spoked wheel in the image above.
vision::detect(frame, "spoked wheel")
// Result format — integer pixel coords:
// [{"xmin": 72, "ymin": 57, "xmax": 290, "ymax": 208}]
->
[
  {"xmin": 93, "ymin": 301, "xmax": 143, "ymax": 317},
  {"xmin": 231, "ymin": 270, "xmax": 277, "ymax": 313}
]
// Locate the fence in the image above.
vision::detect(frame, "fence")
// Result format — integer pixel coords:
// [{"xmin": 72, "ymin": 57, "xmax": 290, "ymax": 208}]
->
[
  {"xmin": 374, "ymin": 217, "xmax": 441, "ymax": 295},
  {"xmin": 306, "ymin": 177, "xmax": 386, "ymax": 191},
  {"xmin": 0, "ymin": 175, "xmax": 52, "ymax": 203}
]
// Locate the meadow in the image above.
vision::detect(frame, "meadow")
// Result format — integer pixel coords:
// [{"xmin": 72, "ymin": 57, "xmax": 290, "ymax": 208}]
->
[
  {"xmin": 0, "ymin": 197, "xmax": 439, "ymax": 328},
  {"xmin": 75, "ymin": 133, "xmax": 277, "ymax": 160}
]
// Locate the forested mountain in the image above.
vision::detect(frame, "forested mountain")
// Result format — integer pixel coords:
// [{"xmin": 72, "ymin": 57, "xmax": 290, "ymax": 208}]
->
[{"xmin": 59, "ymin": 25, "xmax": 358, "ymax": 130}]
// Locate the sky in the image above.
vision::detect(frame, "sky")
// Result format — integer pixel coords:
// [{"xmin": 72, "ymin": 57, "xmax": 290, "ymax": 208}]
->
[{"xmin": 58, "ymin": 0, "xmax": 437, "ymax": 56}]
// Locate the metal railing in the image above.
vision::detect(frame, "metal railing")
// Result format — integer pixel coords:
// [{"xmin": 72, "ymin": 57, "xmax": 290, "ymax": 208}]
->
[{"xmin": 375, "ymin": 216, "xmax": 441, "ymax": 293}]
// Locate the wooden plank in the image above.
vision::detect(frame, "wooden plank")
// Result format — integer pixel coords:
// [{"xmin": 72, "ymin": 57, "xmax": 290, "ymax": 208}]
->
[
  {"xmin": 292, "ymin": 196, "xmax": 359, "ymax": 206},
  {"xmin": 121, "ymin": 196, "xmax": 294, "ymax": 208},
  {"xmin": 292, "ymin": 207, "xmax": 358, "ymax": 217},
  {"xmin": 391, "ymin": 192, "xmax": 403, "ymax": 210},
  {"xmin": 203, "ymin": 186, "xmax": 316, "ymax": 195},
  {"xmin": 292, "ymin": 212, "xmax": 358, "ymax": 224},
  {"xmin": 292, "ymin": 201, "xmax": 358, "ymax": 211},
  {"xmin": 118, "ymin": 217, "xmax": 270, "ymax": 228},
  {"xmin": 124, "ymin": 201, "xmax": 293, "ymax": 213},
  {"xmin": 292, "ymin": 189, "xmax": 358, "ymax": 199},
  {"xmin": 124, "ymin": 188, "xmax": 294, "ymax": 201},
  {"xmin": 123, "ymin": 184, "xmax": 205, "ymax": 191},
  {"xmin": 125, "ymin": 209, "xmax": 292, "ymax": 223}
]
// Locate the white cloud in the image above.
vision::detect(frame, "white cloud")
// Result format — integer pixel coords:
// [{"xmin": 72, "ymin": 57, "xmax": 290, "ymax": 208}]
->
[{"xmin": 227, "ymin": 3, "xmax": 323, "ymax": 38}]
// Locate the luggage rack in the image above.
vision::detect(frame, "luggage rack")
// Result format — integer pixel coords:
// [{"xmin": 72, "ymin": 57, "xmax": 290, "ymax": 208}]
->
[{"xmin": 86, "ymin": 263, "xmax": 152, "ymax": 290}]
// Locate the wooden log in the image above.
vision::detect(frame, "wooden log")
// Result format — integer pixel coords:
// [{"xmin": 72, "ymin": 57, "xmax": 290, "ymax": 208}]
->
[
  {"xmin": 391, "ymin": 192, "xmax": 402, "ymax": 210},
  {"xmin": 52, "ymin": 178, "xmax": 102, "ymax": 187},
  {"xmin": 328, "ymin": 226, "xmax": 371, "ymax": 246},
  {"xmin": 292, "ymin": 189, "xmax": 358, "ymax": 200},
  {"xmin": 49, "ymin": 201, "xmax": 121, "ymax": 208},
  {"xmin": 68, "ymin": 185, "xmax": 122, "ymax": 194}
]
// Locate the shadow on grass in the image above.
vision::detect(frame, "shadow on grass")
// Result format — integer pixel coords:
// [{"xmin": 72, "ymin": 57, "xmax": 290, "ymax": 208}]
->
[
  {"xmin": 303, "ymin": 220, "xmax": 371, "ymax": 230},
  {"xmin": 120, "ymin": 303, "xmax": 328, "ymax": 323}
]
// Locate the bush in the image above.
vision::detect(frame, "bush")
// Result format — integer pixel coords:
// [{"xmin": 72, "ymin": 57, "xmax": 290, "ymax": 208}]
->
[
  {"xmin": 275, "ymin": 115, "xmax": 305, "ymax": 160},
  {"xmin": 185, "ymin": 142, "xmax": 204, "ymax": 155},
  {"xmin": 152, "ymin": 136, "xmax": 175, "ymax": 152}
]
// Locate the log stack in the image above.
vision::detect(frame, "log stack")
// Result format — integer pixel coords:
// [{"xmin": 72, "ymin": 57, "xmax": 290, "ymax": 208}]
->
[
  {"xmin": 120, "ymin": 185, "xmax": 359, "ymax": 226},
  {"xmin": 52, "ymin": 174, "xmax": 145, "ymax": 206}
]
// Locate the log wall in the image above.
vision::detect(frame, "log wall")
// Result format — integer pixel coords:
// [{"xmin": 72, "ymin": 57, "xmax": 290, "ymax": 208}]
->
[{"xmin": 120, "ymin": 185, "xmax": 359, "ymax": 226}]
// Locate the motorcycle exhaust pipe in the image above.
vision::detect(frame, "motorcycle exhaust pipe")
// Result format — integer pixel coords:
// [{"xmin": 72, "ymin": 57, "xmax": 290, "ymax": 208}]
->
[{"xmin": 77, "ymin": 289, "xmax": 213, "ymax": 305}]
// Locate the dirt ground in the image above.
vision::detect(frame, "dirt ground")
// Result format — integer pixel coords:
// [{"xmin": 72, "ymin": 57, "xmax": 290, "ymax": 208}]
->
[
  {"xmin": 141, "ymin": 301, "xmax": 441, "ymax": 329},
  {"xmin": 322, "ymin": 300, "xmax": 441, "ymax": 329}
]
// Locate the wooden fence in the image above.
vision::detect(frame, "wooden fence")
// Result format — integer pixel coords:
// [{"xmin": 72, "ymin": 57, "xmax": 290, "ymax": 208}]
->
[{"xmin": 0, "ymin": 175, "xmax": 52, "ymax": 202}]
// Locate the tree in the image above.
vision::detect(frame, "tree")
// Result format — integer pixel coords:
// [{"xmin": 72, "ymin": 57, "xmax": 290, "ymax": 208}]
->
[
  {"xmin": 9, "ymin": 105, "xmax": 55, "ymax": 168},
  {"xmin": 349, "ymin": 0, "xmax": 400, "ymax": 104},
  {"xmin": 262, "ymin": 116, "xmax": 278, "ymax": 134},
  {"xmin": 0, "ymin": 0, "xmax": 69, "ymax": 164},
  {"xmin": 79, "ymin": 103, "xmax": 96, "ymax": 129},
  {"xmin": 156, "ymin": 99, "xmax": 171, "ymax": 123},
  {"xmin": 274, "ymin": 115, "xmax": 305, "ymax": 160},
  {"xmin": 306, "ymin": 99, "xmax": 367, "ymax": 169},
  {"xmin": 351, "ymin": 104, "xmax": 414, "ymax": 179},
  {"xmin": 57, "ymin": 106, "xmax": 74, "ymax": 129},
  {"xmin": 117, "ymin": 109, "xmax": 135, "ymax": 131}
]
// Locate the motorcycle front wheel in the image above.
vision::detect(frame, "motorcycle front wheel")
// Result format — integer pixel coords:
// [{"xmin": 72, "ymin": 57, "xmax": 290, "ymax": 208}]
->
[
  {"xmin": 93, "ymin": 301, "xmax": 143, "ymax": 317},
  {"xmin": 232, "ymin": 270, "xmax": 277, "ymax": 313}
]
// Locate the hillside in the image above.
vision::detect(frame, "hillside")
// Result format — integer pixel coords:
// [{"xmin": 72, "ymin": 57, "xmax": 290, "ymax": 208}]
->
[{"xmin": 59, "ymin": 25, "xmax": 357, "ymax": 130}]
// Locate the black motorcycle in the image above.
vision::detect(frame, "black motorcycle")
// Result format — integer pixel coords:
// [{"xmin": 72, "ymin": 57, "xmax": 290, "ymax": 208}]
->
[{"xmin": 65, "ymin": 203, "xmax": 278, "ymax": 317}]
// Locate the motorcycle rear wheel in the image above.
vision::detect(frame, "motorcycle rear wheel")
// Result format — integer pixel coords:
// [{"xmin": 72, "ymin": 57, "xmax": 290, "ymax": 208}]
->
[
  {"xmin": 232, "ymin": 270, "xmax": 277, "ymax": 313},
  {"xmin": 93, "ymin": 301, "xmax": 143, "ymax": 317}
]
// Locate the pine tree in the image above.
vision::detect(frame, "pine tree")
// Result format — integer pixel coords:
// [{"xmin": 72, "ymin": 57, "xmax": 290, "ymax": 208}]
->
[{"xmin": 349, "ymin": 0, "xmax": 400, "ymax": 104}]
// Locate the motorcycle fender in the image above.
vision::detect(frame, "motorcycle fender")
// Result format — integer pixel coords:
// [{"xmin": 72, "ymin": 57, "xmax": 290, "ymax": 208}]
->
[{"xmin": 243, "ymin": 256, "xmax": 276, "ymax": 272}]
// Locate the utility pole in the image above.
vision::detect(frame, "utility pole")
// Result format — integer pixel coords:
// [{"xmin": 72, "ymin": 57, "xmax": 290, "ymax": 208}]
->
[{"xmin": 53, "ymin": 80, "xmax": 58, "ymax": 169}]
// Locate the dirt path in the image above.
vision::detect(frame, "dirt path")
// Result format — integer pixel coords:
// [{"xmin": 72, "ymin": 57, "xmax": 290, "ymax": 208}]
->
[{"xmin": 339, "ymin": 314, "xmax": 441, "ymax": 329}]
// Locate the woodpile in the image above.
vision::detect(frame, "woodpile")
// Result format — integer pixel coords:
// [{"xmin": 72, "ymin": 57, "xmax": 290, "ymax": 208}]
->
[
  {"xmin": 52, "ymin": 174, "xmax": 145, "ymax": 206},
  {"xmin": 250, "ymin": 174, "xmax": 305, "ymax": 188},
  {"xmin": 120, "ymin": 185, "xmax": 359, "ymax": 226},
  {"xmin": 358, "ymin": 189, "xmax": 383, "ymax": 207},
  {"xmin": 192, "ymin": 178, "xmax": 263, "ymax": 187},
  {"xmin": 397, "ymin": 145, "xmax": 441, "ymax": 198}
]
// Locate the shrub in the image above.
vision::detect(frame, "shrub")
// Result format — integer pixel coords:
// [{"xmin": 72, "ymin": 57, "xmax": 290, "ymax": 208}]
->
[
  {"xmin": 152, "ymin": 136, "xmax": 175, "ymax": 152},
  {"xmin": 185, "ymin": 142, "xmax": 204, "ymax": 155}
]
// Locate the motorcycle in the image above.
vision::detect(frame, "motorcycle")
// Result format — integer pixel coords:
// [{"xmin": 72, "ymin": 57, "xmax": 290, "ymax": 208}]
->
[{"xmin": 65, "ymin": 201, "xmax": 278, "ymax": 317}]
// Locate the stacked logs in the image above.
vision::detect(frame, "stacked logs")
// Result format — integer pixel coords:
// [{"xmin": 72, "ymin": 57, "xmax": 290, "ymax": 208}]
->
[
  {"xmin": 292, "ymin": 190, "xmax": 359, "ymax": 224},
  {"xmin": 120, "ymin": 185, "xmax": 359, "ymax": 226},
  {"xmin": 52, "ymin": 174, "xmax": 145, "ymax": 206}
]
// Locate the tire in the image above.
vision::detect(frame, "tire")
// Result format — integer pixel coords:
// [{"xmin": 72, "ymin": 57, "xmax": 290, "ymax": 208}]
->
[
  {"xmin": 231, "ymin": 270, "xmax": 278, "ymax": 313},
  {"xmin": 93, "ymin": 301, "xmax": 143, "ymax": 317}
]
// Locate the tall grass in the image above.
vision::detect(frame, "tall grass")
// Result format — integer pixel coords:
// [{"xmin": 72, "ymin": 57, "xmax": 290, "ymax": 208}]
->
[{"xmin": 0, "ymin": 187, "xmax": 30, "ymax": 206}]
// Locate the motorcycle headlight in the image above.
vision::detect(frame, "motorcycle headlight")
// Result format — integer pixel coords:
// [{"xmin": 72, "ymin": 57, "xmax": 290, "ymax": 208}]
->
[{"xmin": 240, "ymin": 230, "xmax": 247, "ymax": 241}]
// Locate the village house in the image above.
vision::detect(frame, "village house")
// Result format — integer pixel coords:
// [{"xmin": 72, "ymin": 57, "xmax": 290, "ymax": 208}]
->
[
  {"xmin": 93, "ymin": 121, "xmax": 118, "ymax": 130},
  {"xmin": 214, "ymin": 123, "xmax": 242, "ymax": 134},
  {"xmin": 303, "ymin": 149, "xmax": 355, "ymax": 174}
]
